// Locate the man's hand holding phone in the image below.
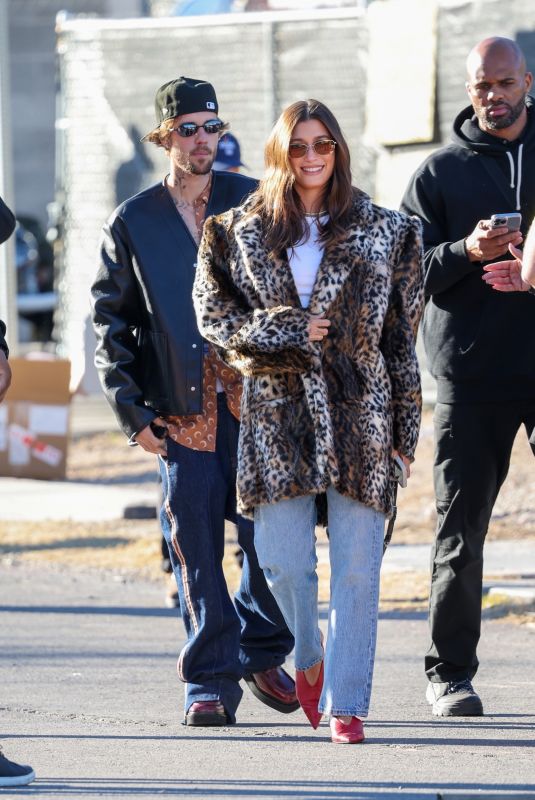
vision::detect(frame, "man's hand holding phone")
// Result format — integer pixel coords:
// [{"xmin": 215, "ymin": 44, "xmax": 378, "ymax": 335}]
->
[{"xmin": 465, "ymin": 214, "xmax": 523, "ymax": 263}]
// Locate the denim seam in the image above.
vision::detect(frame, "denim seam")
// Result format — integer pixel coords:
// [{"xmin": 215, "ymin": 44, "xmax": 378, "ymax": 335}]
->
[
  {"xmin": 360, "ymin": 510, "xmax": 383, "ymax": 713},
  {"xmin": 319, "ymin": 501, "xmax": 383, "ymax": 717},
  {"xmin": 200, "ymin": 448, "xmax": 225, "ymax": 687},
  {"xmin": 161, "ymin": 456, "xmax": 200, "ymax": 682}
]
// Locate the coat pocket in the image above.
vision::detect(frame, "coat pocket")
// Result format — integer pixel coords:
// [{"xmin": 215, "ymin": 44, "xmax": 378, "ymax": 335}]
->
[{"xmin": 140, "ymin": 330, "xmax": 170, "ymax": 404}]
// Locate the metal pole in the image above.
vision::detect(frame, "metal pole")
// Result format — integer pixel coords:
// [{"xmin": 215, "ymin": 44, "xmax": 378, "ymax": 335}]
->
[{"xmin": 0, "ymin": 0, "xmax": 18, "ymax": 353}]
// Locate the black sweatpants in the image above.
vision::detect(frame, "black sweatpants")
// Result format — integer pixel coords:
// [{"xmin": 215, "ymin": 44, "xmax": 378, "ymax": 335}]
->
[{"xmin": 426, "ymin": 400, "xmax": 535, "ymax": 683}]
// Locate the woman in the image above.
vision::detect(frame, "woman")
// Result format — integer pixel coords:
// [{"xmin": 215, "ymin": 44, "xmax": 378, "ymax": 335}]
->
[{"xmin": 194, "ymin": 100, "xmax": 424, "ymax": 743}]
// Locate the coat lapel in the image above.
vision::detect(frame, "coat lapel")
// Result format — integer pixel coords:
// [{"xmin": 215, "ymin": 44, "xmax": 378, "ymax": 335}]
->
[
  {"xmin": 307, "ymin": 192, "xmax": 374, "ymax": 317},
  {"xmin": 234, "ymin": 211, "xmax": 301, "ymax": 307},
  {"xmin": 232, "ymin": 192, "xmax": 375, "ymax": 316}
]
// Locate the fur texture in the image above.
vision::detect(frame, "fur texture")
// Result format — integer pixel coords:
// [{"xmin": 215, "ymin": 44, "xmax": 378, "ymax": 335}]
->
[{"xmin": 194, "ymin": 191, "xmax": 424, "ymax": 519}]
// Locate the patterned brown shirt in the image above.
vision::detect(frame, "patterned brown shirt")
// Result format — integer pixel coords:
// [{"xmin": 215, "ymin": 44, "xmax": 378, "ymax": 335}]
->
[{"xmin": 163, "ymin": 172, "xmax": 242, "ymax": 451}]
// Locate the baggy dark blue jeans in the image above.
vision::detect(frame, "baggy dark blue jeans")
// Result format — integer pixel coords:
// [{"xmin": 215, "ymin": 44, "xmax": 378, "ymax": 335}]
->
[{"xmin": 158, "ymin": 394, "xmax": 294, "ymax": 722}]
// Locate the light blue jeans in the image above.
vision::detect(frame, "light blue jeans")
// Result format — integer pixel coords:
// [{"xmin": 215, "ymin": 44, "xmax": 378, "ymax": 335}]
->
[{"xmin": 254, "ymin": 486, "xmax": 385, "ymax": 717}]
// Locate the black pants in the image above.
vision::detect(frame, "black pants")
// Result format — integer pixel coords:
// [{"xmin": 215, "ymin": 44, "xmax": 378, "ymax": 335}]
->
[{"xmin": 426, "ymin": 400, "xmax": 535, "ymax": 683}]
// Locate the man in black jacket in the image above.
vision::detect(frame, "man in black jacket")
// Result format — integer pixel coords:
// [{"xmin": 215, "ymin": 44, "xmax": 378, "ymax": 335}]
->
[
  {"xmin": 0, "ymin": 197, "xmax": 35, "ymax": 786},
  {"xmin": 0, "ymin": 197, "xmax": 15, "ymax": 404},
  {"xmin": 401, "ymin": 38, "xmax": 535, "ymax": 717},
  {"xmin": 91, "ymin": 78, "xmax": 297, "ymax": 727}
]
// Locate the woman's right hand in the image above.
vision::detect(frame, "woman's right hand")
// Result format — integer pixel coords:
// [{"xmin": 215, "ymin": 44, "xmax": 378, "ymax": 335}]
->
[{"xmin": 308, "ymin": 315, "xmax": 331, "ymax": 342}]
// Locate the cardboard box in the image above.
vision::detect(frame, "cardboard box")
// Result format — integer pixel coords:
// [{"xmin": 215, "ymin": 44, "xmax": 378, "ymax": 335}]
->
[{"xmin": 0, "ymin": 357, "xmax": 71, "ymax": 480}]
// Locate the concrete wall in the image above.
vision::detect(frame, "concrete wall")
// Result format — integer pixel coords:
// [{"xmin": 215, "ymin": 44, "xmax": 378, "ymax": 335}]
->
[
  {"xmin": 54, "ymin": 8, "xmax": 370, "ymax": 390},
  {"xmin": 378, "ymin": 0, "xmax": 535, "ymax": 209},
  {"xmin": 7, "ymin": 0, "xmax": 143, "ymax": 228},
  {"xmin": 52, "ymin": 0, "xmax": 535, "ymax": 392}
]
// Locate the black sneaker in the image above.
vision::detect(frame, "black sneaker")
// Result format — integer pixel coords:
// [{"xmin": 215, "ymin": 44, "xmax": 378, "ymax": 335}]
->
[
  {"xmin": 426, "ymin": 679, "xmax": 483, "ymax": 716},
  {"xmin": 0, "ymin": 748, "xmax": 35, "ymax": 787}
]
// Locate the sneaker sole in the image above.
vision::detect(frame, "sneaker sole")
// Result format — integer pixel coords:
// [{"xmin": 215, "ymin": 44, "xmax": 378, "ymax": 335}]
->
[
  {"xmin": 432, "ymin": 695, "xmax": 484, "ymax": 717},
  {"xmin": 0, "ymin": 769, "xmax": 35, "ymax": 787}
]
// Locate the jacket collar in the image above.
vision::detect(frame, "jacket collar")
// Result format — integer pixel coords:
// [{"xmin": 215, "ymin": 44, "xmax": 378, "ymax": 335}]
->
[{"xmin": 233, "ymin": 191, "xmax": 375, "ymax": 317}]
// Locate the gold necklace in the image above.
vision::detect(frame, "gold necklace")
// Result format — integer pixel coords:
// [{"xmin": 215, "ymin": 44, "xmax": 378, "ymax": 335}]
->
[{"xmin": 167, "ymin": 174, "xmax": 211, "ymax": 211}]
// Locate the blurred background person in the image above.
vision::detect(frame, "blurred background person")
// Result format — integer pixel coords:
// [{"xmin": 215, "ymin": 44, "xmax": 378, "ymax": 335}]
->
[{"xmin": 213, "ymin": 132, "xmax": 246, "ymax": 173}]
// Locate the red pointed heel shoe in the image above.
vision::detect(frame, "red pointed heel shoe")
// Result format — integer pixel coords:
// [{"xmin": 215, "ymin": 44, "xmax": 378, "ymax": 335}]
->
[
  {"xmin": 330, "ymin": 716, "xmax": 365, "ymax": 744},
  {"xmin": 295, "ymin": 661, "xmax": 324, "ymax": 729}
]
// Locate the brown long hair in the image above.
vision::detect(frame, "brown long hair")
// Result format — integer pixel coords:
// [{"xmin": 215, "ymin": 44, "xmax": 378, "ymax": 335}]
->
[{"xmin": 246, "ymin": 99, "xmax": 355, "ymax": 256}]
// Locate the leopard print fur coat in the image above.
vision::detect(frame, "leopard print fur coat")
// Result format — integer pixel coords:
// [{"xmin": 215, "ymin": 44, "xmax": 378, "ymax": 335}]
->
[{"xmin": 194, "ymin": 191, "xmax": 424, "ymax": 519}]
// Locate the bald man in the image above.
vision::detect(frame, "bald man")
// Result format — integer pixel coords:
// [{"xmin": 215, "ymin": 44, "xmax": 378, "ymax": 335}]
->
[{"xmin": 401, "ymin": 38, "xmax": 535, "ymax": 717}]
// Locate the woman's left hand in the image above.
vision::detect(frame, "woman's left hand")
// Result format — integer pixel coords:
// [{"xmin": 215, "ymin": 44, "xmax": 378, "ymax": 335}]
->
[
  {"xmin": 392, "ymin": 449, "xmax": 411, "ymax": 479},
  {"xmin": 307, "ymin": 315, "xmax": 331, "ymax": 342}
]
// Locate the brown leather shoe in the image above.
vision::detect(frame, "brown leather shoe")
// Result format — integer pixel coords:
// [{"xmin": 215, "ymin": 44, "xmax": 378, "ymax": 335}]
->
[
  {"xmin": 184, "ymin": 700, "xmax": 228, "ymax": 727},
  {"xmin": 244, "ymin": 666, "xmax": 300, "ymax": 714}
]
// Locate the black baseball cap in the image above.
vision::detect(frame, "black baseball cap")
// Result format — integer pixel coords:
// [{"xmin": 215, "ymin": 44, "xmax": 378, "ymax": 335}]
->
[
  {"xmin": 142, "ymin": 77, "xmax": 219, "ymax": 141},
  {"xmin": 154, "ymin": 77, "xmax": 218, "ymax": 125}
]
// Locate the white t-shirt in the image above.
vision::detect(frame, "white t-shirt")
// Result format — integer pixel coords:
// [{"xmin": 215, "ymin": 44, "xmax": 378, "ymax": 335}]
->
[{"xmin": 287, "ymin": 214, "xmax": 328, "ymax": 308}]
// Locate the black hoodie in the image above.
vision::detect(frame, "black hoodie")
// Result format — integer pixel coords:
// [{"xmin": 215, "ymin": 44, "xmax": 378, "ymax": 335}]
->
[{"xmin": 400, "ymin": 97, "xmax": 535, "ymax": 403}]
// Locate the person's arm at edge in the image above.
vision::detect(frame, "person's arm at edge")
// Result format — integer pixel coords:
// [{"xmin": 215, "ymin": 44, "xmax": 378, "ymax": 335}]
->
[
  {"xmin": 0, "ymin": 197, "xmax": 15, "ymax": 402},
  {"xmin": 522, "ymin": 218, "xmax": 535, "ymax": 288},
  {"xmin": 0, "ymin": 319, "xmax": 12, "ymax": 403},
  {"xmin": 0, "ymin": 196, "xmax": 15, "ymax": 244}
]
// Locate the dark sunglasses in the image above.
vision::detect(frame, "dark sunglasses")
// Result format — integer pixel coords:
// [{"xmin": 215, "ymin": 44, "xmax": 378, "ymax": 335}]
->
[
  {"xmin": 170, "ymin": 119, "xmax": 225, "ymax": 138},
  {"xmin": 288, "ymin": 139, "xmax": 337, "ymax": 159}
]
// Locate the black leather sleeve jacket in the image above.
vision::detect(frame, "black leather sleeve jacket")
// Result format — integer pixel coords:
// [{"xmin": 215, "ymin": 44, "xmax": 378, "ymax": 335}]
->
[
  {"xmin": 0, "ymin": 319, "xmax": 8, "ymax": 358},
  {"xmin": 0, "ymin": 197, "xmax": 15, "ymax": 358},
  {"xmin": 0, "ymin": 195, "xmax": 15, "ymax": 245},
  {"xmin": 91, "ymin": 171, "xmax": 257, "ymax": 440}
]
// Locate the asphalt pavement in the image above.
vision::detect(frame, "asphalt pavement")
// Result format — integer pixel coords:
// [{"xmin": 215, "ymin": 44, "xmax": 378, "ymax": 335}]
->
[
  {"xmin": 1, "ymin": 562, "xmax": 535, "ymax": 799},
  {"xmin": 1, "ymin": 394, "xmax": 535, "ymax": 797}
]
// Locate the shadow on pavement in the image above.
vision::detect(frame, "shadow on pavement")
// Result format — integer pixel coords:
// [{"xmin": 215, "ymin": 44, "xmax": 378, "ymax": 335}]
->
[
  {"xmin": 0, "ymin": 538, "xmax": 130, "ymax": 555},
  {"xmin": 0, "ymin": 605, "xmax": 177, "ymax": 617},
  {"xmin": 7, "ymin": 777, "xmax": 535, "ymax": 798},
  {"xmin": 5, "ymin": 728, "xmax": 535, "ymax": 747},
  {"xmin": 1, "ymin": 603, "xmax": 428, "ymax": 622}
]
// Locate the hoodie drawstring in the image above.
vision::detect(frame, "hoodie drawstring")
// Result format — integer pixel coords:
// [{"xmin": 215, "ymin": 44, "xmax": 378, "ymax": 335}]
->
[
  {"xmin": 506, "ymin": 151, "xmax": 515, "ymax": 188},
  {"xmin": 505, "ymin": 145, "xmax": 523, "ymax": 211},
  {"xmin": 516, "ymin": 144, "xmax": 523, "ymax": 211}
]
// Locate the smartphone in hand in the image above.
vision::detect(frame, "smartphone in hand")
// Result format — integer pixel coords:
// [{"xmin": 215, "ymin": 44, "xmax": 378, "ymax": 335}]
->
[
  {"xmin": 393, "ymin": 454, "xmax": 407, "ymax": 488},
  {"xmin": 490, "ymin": 212, "xmax": 522, "ymax": 232}
]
